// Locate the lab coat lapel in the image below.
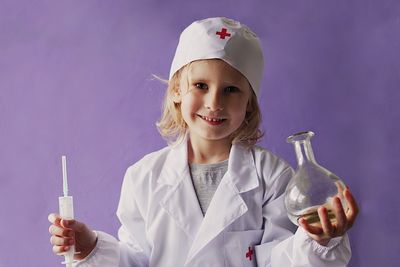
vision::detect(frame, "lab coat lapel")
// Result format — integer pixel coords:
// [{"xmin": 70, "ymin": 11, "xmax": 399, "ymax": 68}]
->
[
  {"xmin": 158, "ymin": 140, "xmax": 203, "ymax": 240},
  {"xmin": 185, "ymin": 144, "xmax": 259, "ymax": 264}
]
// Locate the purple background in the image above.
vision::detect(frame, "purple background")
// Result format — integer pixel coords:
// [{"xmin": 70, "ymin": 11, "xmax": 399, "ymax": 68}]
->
[{"xmin": 1, "ymin": 0, "xmax": 399, "ymax": 266}]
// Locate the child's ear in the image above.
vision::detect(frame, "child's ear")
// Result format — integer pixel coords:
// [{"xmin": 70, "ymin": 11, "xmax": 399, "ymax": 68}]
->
[{"xmin": 172, "ymin": 88, "xmax": 182, "ymax": 103}]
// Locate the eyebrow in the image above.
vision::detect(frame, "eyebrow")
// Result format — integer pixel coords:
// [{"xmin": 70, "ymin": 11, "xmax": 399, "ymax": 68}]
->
[
  {"xmin": 186, "ymin": 67, "xmax": 245, "ymax": 86},
  {"xmin": 188, "ymin": 76, "xmax": 242, "ymax": 86}
]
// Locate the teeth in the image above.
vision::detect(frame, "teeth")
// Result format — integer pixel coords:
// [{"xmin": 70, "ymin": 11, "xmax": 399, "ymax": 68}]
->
[{"xmin": 202, "ymin": 116, "xmax": 224, "ymax": 122}]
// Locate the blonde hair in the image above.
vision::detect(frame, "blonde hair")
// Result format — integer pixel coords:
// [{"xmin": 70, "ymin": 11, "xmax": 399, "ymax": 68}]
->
[{"xmin": 156, "ymin": 65, "xmax": 263, "ymax": 147}]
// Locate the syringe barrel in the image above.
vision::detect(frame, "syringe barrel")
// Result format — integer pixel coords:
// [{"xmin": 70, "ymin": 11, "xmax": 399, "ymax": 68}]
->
[
  {"xmin": 59, "ymin": 196, "xmax": 74, "ymax": 219},
  {"xmin": 59, "ymin": 196, "xmax": 76, "ymax": 266}
]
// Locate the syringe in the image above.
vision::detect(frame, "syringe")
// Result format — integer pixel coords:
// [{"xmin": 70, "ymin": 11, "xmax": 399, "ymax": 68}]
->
[{"xmin": 59, "ymin": 155, "xmax": 77, "ymax": 267}]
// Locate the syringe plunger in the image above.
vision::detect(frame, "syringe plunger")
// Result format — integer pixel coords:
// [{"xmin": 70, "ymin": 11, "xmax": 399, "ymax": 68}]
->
[{"xmin": 62, "ymin": 155, "xmax": 69, "ymax": 197}]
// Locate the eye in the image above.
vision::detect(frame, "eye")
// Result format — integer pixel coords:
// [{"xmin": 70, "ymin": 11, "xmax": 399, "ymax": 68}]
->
[
  {"xmin": 224, "ymin": 86, "xmax": 239, "ymax": 93},
  {"xmin": 195, "ymin": 82, "xmax": 208, "ymax": 90}
]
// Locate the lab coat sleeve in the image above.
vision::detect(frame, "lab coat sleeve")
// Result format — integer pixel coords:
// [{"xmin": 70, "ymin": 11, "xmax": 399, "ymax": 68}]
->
[
  {"xmin": 73, "ymin": 230, "xmax": 148, "ymax": 267},
  {"xmin": 254, "ymin": 166, "xmax": 352, "ymax": 267},
  {"xmin": 74, "ymin": 165, "xmax": 150, "ymax": 267}
]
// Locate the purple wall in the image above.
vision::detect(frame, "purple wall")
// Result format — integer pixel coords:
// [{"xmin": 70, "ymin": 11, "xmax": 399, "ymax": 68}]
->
[{"xmin": 1, "ymin": 0, "xmax": 399, "ymax": 266}]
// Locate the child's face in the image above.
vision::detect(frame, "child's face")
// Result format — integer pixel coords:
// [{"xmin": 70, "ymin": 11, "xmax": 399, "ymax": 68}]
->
[{"xmin": 178, "ymin": 59, "xmax": 252, "ymax": 144}]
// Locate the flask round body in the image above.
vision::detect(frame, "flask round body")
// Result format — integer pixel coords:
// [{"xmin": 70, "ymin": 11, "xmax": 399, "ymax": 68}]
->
[{"xmin": 284, "ymin": 131, "xmax": 347, "ymax": 226}]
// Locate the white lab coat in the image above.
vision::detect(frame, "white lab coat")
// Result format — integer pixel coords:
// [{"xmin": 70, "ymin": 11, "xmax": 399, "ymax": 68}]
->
[{"xmin": 76, "ymin": 140, "xmax": 351, "ymax": 267}]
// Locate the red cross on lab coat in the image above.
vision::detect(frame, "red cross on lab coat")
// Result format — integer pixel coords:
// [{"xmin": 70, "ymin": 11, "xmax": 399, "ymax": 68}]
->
[{"xmin": 246, "ymin": 246, "xmax": 254, "ymax": 261}]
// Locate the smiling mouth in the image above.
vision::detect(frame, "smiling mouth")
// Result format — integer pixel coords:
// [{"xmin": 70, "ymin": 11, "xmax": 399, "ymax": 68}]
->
[{"xmin": 198, "ymin": 115, "xmax": 226, "ymax": 125}]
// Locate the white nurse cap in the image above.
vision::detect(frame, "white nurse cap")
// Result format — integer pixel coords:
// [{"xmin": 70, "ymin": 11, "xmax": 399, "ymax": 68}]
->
[{"xmin": 169, "ymin": 17, "xmax": 264, "ymax": 98}]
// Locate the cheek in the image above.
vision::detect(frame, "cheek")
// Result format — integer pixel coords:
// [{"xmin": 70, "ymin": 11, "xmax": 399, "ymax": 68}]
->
[
  {"xmin": 230, "ymin": 98, "xmax": 249, "ymax": 114},
  {"xmin": 236, "ymin": 110, "xmax": 247, "ymax": 124},
  {"xmin": 182, "ymin": 93, "xmax": 200, "ymax": 108},
  {"xmin": 180, "ymin": 95, "xmax": 197, "ymax": 118},
  {"xmin": 230, "ymin": 100, "xmax": 250, "ymax": 124}
]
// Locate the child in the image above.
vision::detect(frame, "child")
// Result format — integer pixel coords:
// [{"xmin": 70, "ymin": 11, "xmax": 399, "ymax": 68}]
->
[{"xmin": 48, "ymin": 17, "xmax": 358, "ymax": 266}]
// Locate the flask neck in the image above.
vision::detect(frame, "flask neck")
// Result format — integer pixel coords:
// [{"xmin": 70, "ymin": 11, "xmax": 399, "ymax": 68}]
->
[
  {"xmin": 287, "ymin": 131, "xmax": 317, "ymax": 166},
  {"xmin": 293, "ymin": 140, "xmax": 317, "ymax": 166}
]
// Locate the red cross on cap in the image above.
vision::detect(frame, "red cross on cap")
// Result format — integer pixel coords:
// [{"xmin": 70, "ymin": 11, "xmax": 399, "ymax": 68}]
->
[
  {"xmin": 216, "ymin": 28, "xmax": 231, "ymax": 39},
  {"xmin": 246, "ymin": 246, "xmax": 254, "ymax": 261}
]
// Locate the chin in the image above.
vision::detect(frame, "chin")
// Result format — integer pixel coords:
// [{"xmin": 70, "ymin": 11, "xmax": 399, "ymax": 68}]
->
[{"xmin": 202, "ymin": 133, "xmax": 233, "ymax": 142}]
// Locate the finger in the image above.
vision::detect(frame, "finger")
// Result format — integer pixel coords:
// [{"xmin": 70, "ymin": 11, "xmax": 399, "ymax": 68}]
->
[
  {"xmin": 48, "ymin": 213, "xmax": 62, "ymax": 226},
  {"xmin": 335, "ymin": 181, "xmax": 345, "ymax": 195},
  {"xmin": 61, "ymin": 219, "xmax": 85, "ymax": 233},
  {"xmin": 49, "ymin": 224, "xmax": 74, "ymax": 237},
  {"xmin": 299, "ymin": 218, "xmax": 323, "ymax": 235},
  {"xmin": 318, "ymin": 206, "xmax": 334, "ymax": 236},
  {"xmin": 344, "ymin": 188, "xmax": 359, "ymax": 228},
  {"xmin": 332, "ymin": 197, "xmax": 347, "ymax": 235},
  {"xmin": 60, "ymin": 219, "xmax": 75, "ymax": 229},
  {"xmin": 50, "ymin": 235, "xmax": 75, "ymax": 246},
  {"xmin": 53, "ymin": 245, "xmax": 70, "ymax": 255}
]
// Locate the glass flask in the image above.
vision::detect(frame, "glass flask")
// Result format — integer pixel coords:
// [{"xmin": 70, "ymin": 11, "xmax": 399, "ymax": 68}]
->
[{"xmin": 284, "ymin": 131, "xmax": 347, "ymax": 226}]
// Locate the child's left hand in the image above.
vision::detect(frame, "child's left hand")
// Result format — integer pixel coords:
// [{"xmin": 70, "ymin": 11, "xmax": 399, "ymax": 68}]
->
[{"xmin": 299, "ymin": 188, "xmax": 359, "ymax": 246}]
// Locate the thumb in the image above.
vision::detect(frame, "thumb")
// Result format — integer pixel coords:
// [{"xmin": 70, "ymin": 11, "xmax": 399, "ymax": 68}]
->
[{"xmin": 61, "ymin": 219, "xmax": 85, "ymax": 232}]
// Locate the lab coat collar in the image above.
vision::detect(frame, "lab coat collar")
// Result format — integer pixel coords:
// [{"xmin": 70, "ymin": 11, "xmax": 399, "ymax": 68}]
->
[
  {"xmin": 227, "ymin": 143, "xmax": 259, "ymax": 193},
  {"xmin": 185, "ymin": 142, "xmax": 259, "ymax": 264},
  {"xmin": 158, "ymin": 138, "xmax": 204, "ymax": 241},
  {"xmin": 157, "ymin": 138, "xmax": 189, "ymax": 186},
  {"xmin": 158, "ymin": 137, "xmax": 259, "ymax": 193},
  {"xmin": 158, "ymin": 137, "xmax": 260, "ymax": 265}
]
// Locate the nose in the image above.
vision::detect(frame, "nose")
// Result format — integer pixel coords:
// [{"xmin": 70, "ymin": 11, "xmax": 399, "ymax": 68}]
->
[{"xmin": 204, "ymin": 90, "xmax": 224, "ymax": 111}]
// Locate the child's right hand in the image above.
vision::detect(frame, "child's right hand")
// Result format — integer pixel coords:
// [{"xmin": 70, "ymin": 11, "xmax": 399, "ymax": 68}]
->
[{"xmin": 48, "ymin": 213, "xmax": 97, "ymax": 260}]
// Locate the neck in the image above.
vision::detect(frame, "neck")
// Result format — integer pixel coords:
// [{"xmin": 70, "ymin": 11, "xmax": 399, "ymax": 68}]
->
[{"xmin": 188, "ymin": 135, "xmax": 232, "ymax": 164}]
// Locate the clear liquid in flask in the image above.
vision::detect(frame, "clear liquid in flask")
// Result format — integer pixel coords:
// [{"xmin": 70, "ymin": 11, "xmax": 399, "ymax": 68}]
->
[
  {"xmin": 284, "ymin": 131, "xmax": 347, "ymax": 226},
  {"xmin": 287, "ymin": 204, "xmax": 337, "ymax": 226}
]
